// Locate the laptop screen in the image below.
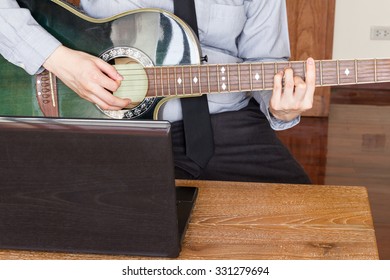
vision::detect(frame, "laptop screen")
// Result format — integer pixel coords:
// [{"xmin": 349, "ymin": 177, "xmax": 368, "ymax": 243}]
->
[{"xmin": 0, "ymin": 117, "xmax": 184, "ymax": 257}]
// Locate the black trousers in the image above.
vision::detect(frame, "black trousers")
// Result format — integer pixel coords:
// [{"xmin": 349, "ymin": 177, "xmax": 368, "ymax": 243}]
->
[{"xmin": 171, "ymin": 99, "xmax": 311, "ymax": 184}]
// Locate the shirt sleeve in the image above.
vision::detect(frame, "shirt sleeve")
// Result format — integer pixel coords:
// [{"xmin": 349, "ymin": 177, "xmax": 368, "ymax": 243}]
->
[
  {"xmin": 239, "ymin": 0, "xmax": 300, "ymax": 130},
  {"xmin": 0, "ymin": 0, "xmax": 61, "ymax": 75}
]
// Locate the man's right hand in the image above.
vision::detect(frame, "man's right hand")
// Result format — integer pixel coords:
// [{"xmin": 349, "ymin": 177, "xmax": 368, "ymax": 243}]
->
[{"xmin": 43, "ymin": 45, "xmax": 131, "ymax": 110}]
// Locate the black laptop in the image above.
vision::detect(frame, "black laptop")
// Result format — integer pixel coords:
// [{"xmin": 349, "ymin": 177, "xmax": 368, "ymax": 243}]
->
[{"xmin": 0, "ymin": 117, "xmax": 197, "ymax": 258}]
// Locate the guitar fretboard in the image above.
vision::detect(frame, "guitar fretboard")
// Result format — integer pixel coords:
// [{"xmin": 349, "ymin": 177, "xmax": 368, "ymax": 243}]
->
[{"xmin": 144, "ymin": 58, "xmax": 390, "ymax": 98}]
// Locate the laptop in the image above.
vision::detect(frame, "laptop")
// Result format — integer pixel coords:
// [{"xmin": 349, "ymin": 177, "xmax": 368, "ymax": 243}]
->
[{"xmin": 0, "ymin": 116, "xmax": 197, "ymax": 258}]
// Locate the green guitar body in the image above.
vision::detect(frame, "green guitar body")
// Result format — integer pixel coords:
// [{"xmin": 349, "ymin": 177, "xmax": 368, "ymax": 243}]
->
[{"xmin": 0, "ymin": 0, "xmax": 200, "ymax": 119}]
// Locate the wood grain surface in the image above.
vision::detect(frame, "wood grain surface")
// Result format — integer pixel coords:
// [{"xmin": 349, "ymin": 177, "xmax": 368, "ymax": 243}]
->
[{"xmin": 0, "ymin": 180, "xmax": 378, "ymax": 260}]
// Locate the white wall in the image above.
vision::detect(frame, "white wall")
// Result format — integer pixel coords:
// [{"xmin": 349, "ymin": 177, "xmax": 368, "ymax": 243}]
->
[{"xmin": 333, "ymin": 0, "xmax": 390, "ymax": 59}]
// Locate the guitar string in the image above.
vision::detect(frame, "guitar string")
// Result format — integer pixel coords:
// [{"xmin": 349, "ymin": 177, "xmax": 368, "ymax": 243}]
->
[
  {"xmin": 111, "ymin": 60, "xmax": 390, "ymax": 97},
  {"xmin": 116, "ymin": 65, "xmax": 390, "ymax": 82}
]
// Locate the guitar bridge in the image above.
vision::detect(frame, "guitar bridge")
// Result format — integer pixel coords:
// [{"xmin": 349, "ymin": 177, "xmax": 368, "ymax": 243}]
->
[{"xmin": 35, "ymin": 70, "xmax": 59, "ymax": 117}]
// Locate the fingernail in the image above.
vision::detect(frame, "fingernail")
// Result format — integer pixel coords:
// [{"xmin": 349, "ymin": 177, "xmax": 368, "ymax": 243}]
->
[{"xmin": 307, "ymin": 57, "xmax": 314, "ymax": 65}]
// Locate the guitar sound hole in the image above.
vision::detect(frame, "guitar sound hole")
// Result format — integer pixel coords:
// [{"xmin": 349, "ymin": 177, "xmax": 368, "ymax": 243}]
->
[
  {"xmin": 112, "ymin": 57, "xmax": 147, "ymax": 109},
  {"xmin": 98, "ymin": 46, "xmax": 155, "ymax": 119}
]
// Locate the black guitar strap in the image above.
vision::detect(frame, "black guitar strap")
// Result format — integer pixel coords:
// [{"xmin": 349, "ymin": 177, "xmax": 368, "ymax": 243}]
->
[{"xmin": 173, "ymin": 0, "xmax": 214, "ymax": 168}]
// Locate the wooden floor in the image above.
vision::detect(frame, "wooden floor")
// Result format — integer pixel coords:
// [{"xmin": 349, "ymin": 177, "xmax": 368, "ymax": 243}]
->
[{"xmin": 277, "ymin": 88, "xmax": 390, "ymax": 259}]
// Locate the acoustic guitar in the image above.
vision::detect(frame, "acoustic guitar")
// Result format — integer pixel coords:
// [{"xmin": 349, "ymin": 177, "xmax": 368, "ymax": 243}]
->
[{"xmin": 1, "ymin": 0, "xmax": 390, "ymax": 119}]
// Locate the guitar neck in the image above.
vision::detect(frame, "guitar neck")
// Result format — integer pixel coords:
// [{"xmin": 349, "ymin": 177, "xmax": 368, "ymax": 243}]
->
[{"xmin": 145, "ymin": 58, "xmax": 390, "ymax": 98}]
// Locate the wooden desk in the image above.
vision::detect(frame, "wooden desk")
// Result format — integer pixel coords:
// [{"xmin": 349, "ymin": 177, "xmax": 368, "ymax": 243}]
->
[{"xmin": 0, "ymin": 180, "xmax": 378, "ymax": 260}]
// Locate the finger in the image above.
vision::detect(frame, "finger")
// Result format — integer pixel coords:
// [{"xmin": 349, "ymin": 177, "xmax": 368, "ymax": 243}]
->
[
  {"xmin": 282, "ymin": 68, "xmax": 295, "ymax": 98},
  {"xmin": 98, "ymin": 91, "xmax": 131, "ymax": 109},
  {"xmin": 92, "ymin": 60, "xmax": 123, "ymax": 92},
  {"xmin": 96, "ymin": 58, "xmax": 123, "ymax": 81},
  {"xmin": 95, "ymin": 72, "xmax": 121, "ymax": 93},
  {"xmin": 85, "ymin": 85, "xmax": 131, "ymax": 110},
  {"xmin": 90, "ymin": 94, "xmax": 127, "ymax": 111},
  {"xmin": 304, "ymin": 57, "xmax": 316, "ymax": 101},
  {"xmin": 293, "ymin": 75, "xmax": 307, "ymax": 100},
  {"xmin": 272, "ymin": 70, "xmax": 284, "ymax": 102}
]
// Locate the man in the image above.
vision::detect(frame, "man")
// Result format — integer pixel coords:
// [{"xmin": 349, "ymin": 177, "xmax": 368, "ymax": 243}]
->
[{"xmin": 0, "ymin": 0, "xmax": 315, "ymax": 183}]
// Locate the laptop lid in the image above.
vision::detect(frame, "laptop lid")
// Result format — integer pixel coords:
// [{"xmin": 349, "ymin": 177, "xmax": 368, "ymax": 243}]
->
[{"xmin": 0, "ymin": 117, "xmax": 190, "ymax": 257}]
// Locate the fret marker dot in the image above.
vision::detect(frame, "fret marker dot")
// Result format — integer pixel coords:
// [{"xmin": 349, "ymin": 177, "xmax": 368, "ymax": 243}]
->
[
  {"xmin": 255, "ymin": 73, "xmax": 260, "ymax": 81},
  {"xmin": 222, "ymin": 83, "xmax": 227, "ymax": 90},
  {"xmin": 177, "ymin": 77, "xmax": 182, "ymax": 84},
  {"xmin": 193, "ymin": 77, "xmax": 198, "ymax": 84},
  {"xmin": 345, "ymin": 68, "xmax": 350, "ymax": 76},
  {"xmin": 221, "ymin": 67, "xmax": 226, "ymax": 74},
  {"xmin": 222, "ymin": 76, "xmax": 226, "ymax": 81}
]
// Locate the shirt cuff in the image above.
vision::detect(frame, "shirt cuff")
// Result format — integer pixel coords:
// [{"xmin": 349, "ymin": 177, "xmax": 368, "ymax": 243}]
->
[
  {"xmin": 254, "ymin": 90, "xmax": 301, "ymax": 131},
  {"xmin": 0, "ymin": 8, "xmax": 62, "ymax": 75},
  {"xmin": 265, "ymin": 107, "xmax": 301, "ymax": 131},
  {"xmin": 15, "ymin": 23, "xmax": 62, "ymax": 75}
]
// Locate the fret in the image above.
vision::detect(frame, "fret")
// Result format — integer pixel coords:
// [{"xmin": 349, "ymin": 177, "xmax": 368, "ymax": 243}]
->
[
  {"xmin": 322, "ymin": 60, "xmax": 338, "ymax": 86},
  {"xmin": 290, "ymin": 61, "xmax": 305, "ymax": 78},
  {"xmin": 358, "ymin": 59, "xmax": 377, "ymax": 84},
  {"xmin": 163, "ymin": 66, "xmax": 170, "ymax": 97},
  {"xmin": 218, "ymin": 65, "xmax": 229, "ymax": 92},
  {"xmin": 168, "ymin": 66, "xmax": 177, "ymax": 96},
  {"xmin": 166, "ymin": 66, "xmax": 171, "ymax": 96},
  {"xmin": 153, "ymin": 67, "xmax": 158, "ymax": 96},
  {"xmin": 189, "ymin": 66, "xmax": 193, "ymax": 94},
  {"xmin": 198, "ymin": 65, "xmax": 202, "ymax": 94},
  {"xmin": 375, "ymin": 59, "xmax": 378, "ymax": 82},
  {"xmin": 207, "ymin": 65, "xmax": 219, "ymax": 93},
  {"xmin": 227, "ymin": 65, "xmax": 231, "ymax": 92},
  {"xmin": 261, "ymin": 63, "xmax": 265, "ymax": 90},
  {"xmin": 239, "ymin": 63, "xmax": 250, "ymax": 91},
  {"xmin": 319, "ymin": 60, "xmax": 323, "ymax": 86},
  {"xmin": 276, "ymin": 62, "xmax": 290, "ymax": 73},
  {"xmin": 238, "ymin": 64, "xmax": 241, "ymax": 91},
  {"xmin": 336, "ymin": 60, "xmax": 340, "ymax": 85},
  {"xmin": 156, "ymin": 66, "xmax": 163, "ymax": 97},
  {"xmin": 207, "ymin": 64, "xmax": 211, "ymax": 93},
  {"xmin": 162, "ymin": 66, "xmax": 171, "ymax": 97},
  {"xmin": 263, "ymin": 63, "xmax": 275, "ymax": 89},
  {"xmin": 174, "ymin": 66, "xmax": 184, "ymax": 96},
  {"xmin": 198, "ymin": 65, "xmax": 201, "ymax": 93},
  {"xmin": 354, "ymin": 59, "xmax": 358, "ymax": 84},
  {"xmin": 237, "ymin": 64, "xmax": 251, "ymax": 92},
  {"xmin": 274, "ymin": 62, "xmax": 277, "ymax": 74},
  {"xmin": 338, "ymin": 60, "xmax": 356, "ymax": 85},
  {"xmin": 198, "ymin": 65, "xmax": 208, "ymax": 94},
  {"xmin": 376, "ymin": 58, "xmax": 390, "ymax": 82},
  {"xmin": 182, "ymin": 65, "xmax": 192, "ymax": 95},
  {"xmin": 249, "ymin": 64, "xmax": 253, "ymax": 91},
  {"xmin": 173, "ymin": 66, "xmax": 178, "ymax": 96},
  {"xmin": 190, "ymin": 65, "xmax": 200, "ymax": 94},
  {"xmin": 251, "ymin": 63, "xmax": 263, "ymax": 90},
  {"xmin": 181, "ymin": 66, "xmax": 186, "ymax": 95},
  {"xmin": 144, "ymin": 68, "xmax": 156, "ymax": 98},
  {"xmin": 229, "ymin": 64, "xmax": 240, "ymax": 92},
  {"xmin": 160, "ymin": 67, "xmax": 164, "ymax": 96},
  {"xmin": 216, "ymin": 65, "xmax": 221, "ymax": 92}
]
